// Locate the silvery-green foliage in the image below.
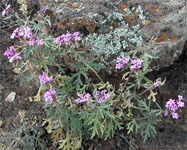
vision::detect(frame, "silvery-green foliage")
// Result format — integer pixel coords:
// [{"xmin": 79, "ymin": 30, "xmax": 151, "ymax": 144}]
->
[
  {"xmin": 81, "ymin": 4, "xmax": 148, "ymax": 73},
  {"xmin": 82, "ymin": 19, "xmax": 145, "ymax": 73},
  {"xmin": 136, "ymin": 5, "xmax": 147, "ymax": 24}
]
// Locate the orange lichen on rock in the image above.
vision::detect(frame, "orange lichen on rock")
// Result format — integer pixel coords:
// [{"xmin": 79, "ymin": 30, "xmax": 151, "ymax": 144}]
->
[
  {"xmin": 147, "ymin": 3, "xmax": 155, "ymax": 9},
  {"xmin": 155, "ymin": 33, "xmax": 168, "ymax": 42},
  {"xmin": 145, "ymin": 20, "xmax": 151, "ymax": 25},
  {"xmin": 124, "ymin": 12, "xmax": 136, "ymax": 25},
  {"xmin": 170, "ymin": 36, "xmax": 178, "ymax": 42},
  {"xmin": 119, "ymin": 3, "xmax": 127, "ymax": 13}
]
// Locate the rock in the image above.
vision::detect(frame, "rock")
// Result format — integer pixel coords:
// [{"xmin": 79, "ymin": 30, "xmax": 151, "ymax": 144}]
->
[
  {"xmin": 5, "ymin": 92, "xmax": 16, "ymax": 102},
  {"xmin": 40, "ymin": 0, "xmax": 187, "ymax": 71},
  {"xmin": 126, "ymin": 0, "xmax": 187, "ymax": 69}
]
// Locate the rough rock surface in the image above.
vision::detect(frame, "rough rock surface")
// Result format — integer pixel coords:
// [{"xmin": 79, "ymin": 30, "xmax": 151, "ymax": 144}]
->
[
  {"xmin": 127, "ymin": 0, "xmax": 187, "ymax": 69},
  {"xmin": 40, "ymin": 0, "xmax": 187, "ymax": 70}
]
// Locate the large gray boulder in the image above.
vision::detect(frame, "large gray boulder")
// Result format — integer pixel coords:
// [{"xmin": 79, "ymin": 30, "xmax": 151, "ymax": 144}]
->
[
  {"xmin": 40, "ymin": 0, "xmax": 187, "ymax": 70},
  {"xmin": 127, "ymin": 0, "xmax": 187, "ymax": 69}
]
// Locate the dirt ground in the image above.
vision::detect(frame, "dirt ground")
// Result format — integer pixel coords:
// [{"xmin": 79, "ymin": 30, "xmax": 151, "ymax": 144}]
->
[{"xmin": 0, "ymin": 31, "xmax": 46, "ymax": 149}]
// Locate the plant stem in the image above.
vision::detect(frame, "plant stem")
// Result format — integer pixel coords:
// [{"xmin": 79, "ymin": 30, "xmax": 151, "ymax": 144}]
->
[
  {"xmin": 90, "ymin": 67, "xmax": 104, "ymax": 84},
  {"xmin": 136, "ymin": 87, "xmax": 152, "ymax": 97}
]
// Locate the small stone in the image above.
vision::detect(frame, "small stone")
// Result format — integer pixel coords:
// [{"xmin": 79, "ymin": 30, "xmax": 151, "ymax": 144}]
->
[
  {"xmin": 28, "ymin": 97, "xmax": 33, "ymax": 102},
  {"xmin": 5, "ymin": 92, "xmax": 16, "ymax": 102}
]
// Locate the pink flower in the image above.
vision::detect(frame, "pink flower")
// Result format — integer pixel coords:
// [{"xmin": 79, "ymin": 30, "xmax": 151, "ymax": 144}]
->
[
  {"xmin": 171, "ymin": 112, "xmax": 179, "ymax": 119},
  {"xmin": 36, "ymin": 38, "xmax": 43, "ymax": 46},
  {"xmin": 177, "ymin": 100, "xmax": 185, "ymax": 108},
  {"xmin": 24, "ymin": 26, "xmax": 33, "ymax": 39},
  {"xmin": 3, "ymin": 46, "xmax": 14, "ymax": 56},
  {"xmin": 76, "ymin": 93, "xmax": 91, "ymax": 104},
  {"xmin": 28, "ymin": 40, "xmax": 35, "ymax": 46},
  {"xmin": 94, "ymin": 89, "xmax": 110, "ymax": 103},
  {"xmin": 130, "ymin": 59, "xmax": 144, "ymax": 71},
  {"xmin": 115, "ymin": 56, "xmax": 130, "ymax": 69},
  {"xmin": 1, "ymin": 10, "xmax": 6, "ymax": 16},
  {"xmin": 10, "ymin": 27, "xmax": 20, "ymax": 39},
  {"xmin": 164, "ymin": 95, "xmax": 185, "ymax": 119},
  {"xmin": 8, "ymin": 53, "xmax": 21, "ymax": 63},
  {"xmin": 178, "ymin": 95, "xmax": 184, "ymax": 101},
  {"xmin": 44, "ymin": 89, "xmax": 56, "ymax": 103},
  {"xmin": 164, "ymin": 110, "xmax": 169, "ymax": 116},
  {"xmin": 10, "ymin": 26, "xmax": 33, "ymax": 39},
  {"xmin": 53, "ymin": 32, "xmax": 81, "ymax": 46},
  {"xmin": 165, "ymin": 99, "xmax": 175, "ymax": 109},
  {"xmin": 63, "ymin": 34, "xmax": 71, "ymax": 44},
  {"xmin": 3, "ymin": 46, "xmax": 22, "ymax": 63},
  {"xmin": 39, "ymin": 72, "xmax": 53, "ymax": 85},
  {"xmin": 71, "ymin": 32, "xmax": 81, "ymax": 41},
  {"xmin": 1, "ymin": 4, "xmax": 11, "ymax": 16},
  {"xmin": 153, "ymin": 82, "xmax": 159, "ymax": 88}
]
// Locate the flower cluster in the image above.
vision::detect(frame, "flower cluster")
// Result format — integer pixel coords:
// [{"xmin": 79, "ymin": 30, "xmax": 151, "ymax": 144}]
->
[
  {"xmin": 94, "ymin": 90, "xmax": 110, "ymax": 103},
  {"xmin": 3, "ymin": 46, "xmax": 14, "ymax": 56},
  {"xmin": 75, "ymin": 90, "xmax": 110, "ymax": 104},
  {"xmin": 28, "ymin": 38, "xmax": 44, "ymax": 46},
  {"xmin": 3, "ymin": 46, "xmax": 21, "ymax": 63},
  {"xmin": 164, "ymin": 95, "xmax": 185, "ymax": 119},
  {"xmin": 11, "ymin": 26, "xmax": 33, "ymax": 39},
  {"xmin": 8, "ymin": 53, "xmax": 22, "ymax": 63},
  {"xmin": 115, "ymin": 56, "xmax": 130, "ymax": 69},
  {"xmin": 115, "ymin": 56, "xmax": 143, "ymax": 71},
  {"xmin": 39, "ymin": 72, "xmax": 53, "ymax": 85},
  {"xmin": 1, "ymin": 4, "xmax": 11, "ymax": 16},
  {"xmin": 39, "ymin": 73, "xmax": 55, "ymax": 103},
  {"xmin": 53, "ymin": 32, "xmax": 81, "ymax": 46},
  {"xmin": 3, "ymin": 26, "xmax": 34, "ymax": 63},
  {"xmin": 44, "ymin": 89, "xmax": 56, "ymax": 103},
  {"xmin": 76, "ymin": 93, "xmax": 91, "ymax": 104},
  {"xmin": 130, "ymin": 59, "xmax": 144, "ymax": 71}
]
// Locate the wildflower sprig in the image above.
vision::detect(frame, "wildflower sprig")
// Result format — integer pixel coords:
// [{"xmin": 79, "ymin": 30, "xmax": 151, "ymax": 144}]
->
[
  {"xmin": 75, "ymin": 89, "xmax": 110, "ymax": 104},
  {"xmin": 44, "ymin": 89, "xmax": 56, "ymax": 103},
  {"xmin": 164, "ymin": 95, "xmax": 185, "ymax": 119},
  {"xmin": 53, "ymin": 32, "xmax": 81, "ymax": 46},
  {"xmin": 3, "ymin": 46, "xmax": 22, "ymax": 63},
  {"xmin": 76, "ymin": 93, "xmax": 91, "ymax": 104},
  {"xmin": 39, "ymin": 72, "xmax": 53, "ymax": 85},
  {"xmin": 114, "ymin": 51, "xmax": 167, "ymax": 141},
  {"xmin": 11, "ymin": 26, "xmax": 33, "ymax": 39},
  {"xmin": 1, "ymin": 4, "xmax": 11, "ymax": 16},
  {"xmin": 115, "ymin": 56, "xmax": 144, "ymax": 71}
]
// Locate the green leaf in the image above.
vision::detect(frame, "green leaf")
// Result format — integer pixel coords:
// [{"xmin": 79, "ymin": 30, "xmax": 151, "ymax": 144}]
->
[{"xmin": 127, "ymin": 119, "xmax": 139, "ymax": 134}]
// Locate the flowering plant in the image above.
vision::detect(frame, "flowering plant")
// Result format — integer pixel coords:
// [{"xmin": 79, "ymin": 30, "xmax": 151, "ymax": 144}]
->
[
  {"xmin": 164, "ymin": 95, "xmax": 185, "ymax": 119},
  {"xmin": 1, "ymin": 3, "xmax": 186, "ymax": 149}
]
